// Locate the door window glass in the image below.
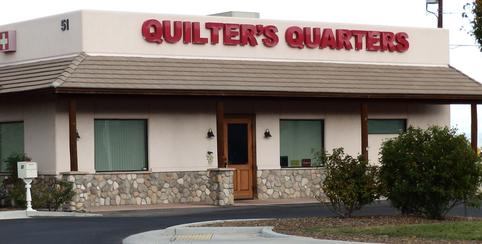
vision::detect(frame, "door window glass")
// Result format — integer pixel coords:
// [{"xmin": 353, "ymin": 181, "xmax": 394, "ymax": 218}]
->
[{"xmin": 227, "ymin": 123, "xmax": 248, "ymax": 164}]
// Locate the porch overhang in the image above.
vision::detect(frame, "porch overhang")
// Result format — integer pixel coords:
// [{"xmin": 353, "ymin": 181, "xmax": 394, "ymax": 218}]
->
[
  {"xmin": 2, "ymin": 53, "xmax": 482, "ymax": 167},
  {"xmin": 1, "ymin": 53, "xmax": 482, "ymax": 102}
]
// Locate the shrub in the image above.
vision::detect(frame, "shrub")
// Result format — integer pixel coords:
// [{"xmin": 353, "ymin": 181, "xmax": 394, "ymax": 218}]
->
[
  {"xmin": 31, "ymin": 178, "xmax": 75, "ymax": 211},
  {"xmin": 321, "ymin": 148, "xmax": 380, "ymax": 218},
  {"xmin": 8, "ymin": 178, "xmax": 75, "ymax": 211},
  {"xmin": 7, "ymin": 180, "xmax": 27, "ymax": 207},
  {"xmin": 3, "ymin": 153, "xmax": 31, "ymax": 181},
  {"xmin": 2, "ymin": 153, "xmax": 75, "ymax": 211},
  {"xmin": 312, "ymin": 149, "xmax": 328, "ymax": 167},
  {"xmin": 380, "ymin": 126, "xmax": 482, "ymax": 219},
  {"xmin": 2, "ymin": 153, "xmax": 31, "ymax": 207},
  {"xmin": 0, "ymin": 180, "xmax": 7, "ymax": 205}
]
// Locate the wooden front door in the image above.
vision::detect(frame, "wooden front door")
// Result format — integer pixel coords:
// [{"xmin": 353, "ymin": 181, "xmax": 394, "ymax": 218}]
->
[{"xmin": 223, "ymin": 115, "xmax": 255, "ymax": 200}]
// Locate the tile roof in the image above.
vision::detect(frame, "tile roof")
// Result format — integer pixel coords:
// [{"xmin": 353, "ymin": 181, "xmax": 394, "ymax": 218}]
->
[{"xmin": 1, "ymin": 53, "xmax": 482, "ymax": 100}]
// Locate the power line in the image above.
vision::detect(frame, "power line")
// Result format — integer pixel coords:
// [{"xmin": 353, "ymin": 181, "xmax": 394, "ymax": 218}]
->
[{"xmin": 449, "ymin": 44, "xmax": 479, "ymax": 49}]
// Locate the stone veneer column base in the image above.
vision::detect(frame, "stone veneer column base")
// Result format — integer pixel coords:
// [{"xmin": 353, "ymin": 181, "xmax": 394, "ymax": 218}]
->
[
  {"xmin": 62, "ymin": 169, "xmax": 234, "ymax": 212},
  {"xmin": 257, "ymin": 168, "xmax": 325, "ymax": 200},
  {"xmin": 207, "ymin": 168, "xmax": 234, "ymax": 206}
]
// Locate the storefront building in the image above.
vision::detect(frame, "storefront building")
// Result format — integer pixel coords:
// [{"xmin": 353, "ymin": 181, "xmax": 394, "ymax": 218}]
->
[{"xmin": 1, "ymin": 10, "xmax": 482, "ymax": 211}]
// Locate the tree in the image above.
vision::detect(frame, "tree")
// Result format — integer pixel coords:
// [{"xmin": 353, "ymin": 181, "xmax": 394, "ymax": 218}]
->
[
  {"xmin": 476, "ymin": 0, "xmax": 482, "ymax": 49},
  {"xmin": 380, "ymin": 126, "xmax": 482, "ymax": 219},
  {"xmin": 463, "ymin": 0, "xmax": 482, "ymax": 51}
]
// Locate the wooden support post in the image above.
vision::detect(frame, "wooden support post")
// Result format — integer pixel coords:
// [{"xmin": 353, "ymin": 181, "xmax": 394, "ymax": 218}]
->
[
  {"xmin": 361, "ymin": 103, "xmax": 369, "ymax": 161},
  {"xmin": 471, "ymin": 103, "xmax": 478, "ymax": 154},
  {"xmin": 216, "ymin": 101, "xmax": 226, "ymax": 168},
  {"xmin": 69, "ymin": 98, "xmax": 78, "ymax": 171}
]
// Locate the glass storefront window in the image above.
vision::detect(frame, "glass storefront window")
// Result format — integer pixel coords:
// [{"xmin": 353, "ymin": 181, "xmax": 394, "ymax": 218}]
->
[
  {"xmin": 95, "ymin": 119, "xmax": 148, "ymax": 172},
  {"xmin": 368, "ymin": 119, "xmax": 406, "ymax": 134},
  {"xmin": 0, "ymin": 121, "xmax": 24, "ymax": 172},
  {"xmin": 280, "ymin": 120, "xmax": 324, "ymax": 168}
]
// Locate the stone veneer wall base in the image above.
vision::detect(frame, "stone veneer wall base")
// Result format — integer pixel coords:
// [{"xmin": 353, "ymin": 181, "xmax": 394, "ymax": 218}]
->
[
  {"xmin": 3, "ymin": 168, "xmax": 327, "ymax": 211},
  {"xmin": 62, "ymin": 168, "xmax": 234, "ymax": 211},
  {"xmin": 257, "ymin": 168, "xmax": 325, "ymax": 200}
]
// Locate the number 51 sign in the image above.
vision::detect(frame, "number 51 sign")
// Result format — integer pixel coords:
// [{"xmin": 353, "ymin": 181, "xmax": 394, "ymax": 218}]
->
[{"xmin": 61, "ymin": 19, "xmax": 70, "ymax": 31}]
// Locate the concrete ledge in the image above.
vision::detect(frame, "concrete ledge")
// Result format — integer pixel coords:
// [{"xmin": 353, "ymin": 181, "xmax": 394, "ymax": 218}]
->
[
  {"xmin": 26, "ymin": 211, "xmax": 101, "ymax": 217},
  {"xmin": 60, "ymin": 171, "xmax": 91, "ymax": 175},
  {"xmin": 207, "ymin": 168, "xmax": 235, "ymax": 172},
  {"xmin": 235, "ymin": 198, "xmax": 318, "ymax": 206},
  {"xmin": 123, "ymin": 219, "xmax": 371, "ymax": 244},
  {"xmin": 184, "ymin": 218, "xmax": 275, "ymax": 227},
  {"xmin": 0, "ymin": 210, "xmax": 101, "ymax": 220},
  {"xmin": 0, "ymin": 210, "xmax": 29, "ymax": 220},
  {"xmin": 87, "ymin": 203, "xmax": 215, "ymax": 213}
]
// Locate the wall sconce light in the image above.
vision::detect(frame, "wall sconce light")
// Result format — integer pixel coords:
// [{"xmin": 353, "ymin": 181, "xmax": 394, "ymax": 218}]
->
[
  {"xmin": 264, "ymin": 129, "xmax": 272, "ymax": 138},
  {"xmin": 207, "ymin": 128, "xmax": 215, "ymax": 138}
]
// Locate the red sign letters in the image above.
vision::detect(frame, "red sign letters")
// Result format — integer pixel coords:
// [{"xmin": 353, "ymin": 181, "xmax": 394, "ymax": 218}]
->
[
  {"xmin": 142, "ymin": 20, "xmax": 279, "ymax": 47},
  {"xmin": 141, "ymin": 19, "xmax": 410, "ymax": 53}
]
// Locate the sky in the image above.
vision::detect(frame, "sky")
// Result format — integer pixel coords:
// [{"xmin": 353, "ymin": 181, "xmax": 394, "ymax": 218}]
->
[{"xmin": 1, "ymin": 0, "xmax": 482, "ymax": 142}]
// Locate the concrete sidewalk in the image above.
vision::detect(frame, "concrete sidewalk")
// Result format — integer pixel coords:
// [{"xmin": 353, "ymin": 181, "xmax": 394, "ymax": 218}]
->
[
  {"xmin": 0, "ymin": 210, "xmax": 100, "ymax": 220},
  {"xmin": 122, "ymin": 220, "xmax": 369, "ymax": 244}
]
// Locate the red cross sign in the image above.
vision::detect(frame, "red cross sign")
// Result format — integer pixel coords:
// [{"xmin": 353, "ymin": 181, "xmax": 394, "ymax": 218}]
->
[{"xmin": 0, "ymin": 31, "xmax": 16, "ymax": 52}]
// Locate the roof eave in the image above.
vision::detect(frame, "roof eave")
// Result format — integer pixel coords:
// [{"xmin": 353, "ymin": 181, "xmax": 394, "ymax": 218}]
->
[{"xmin": 52, "ymin": 87, "xmax": 482, "ymax": 104}]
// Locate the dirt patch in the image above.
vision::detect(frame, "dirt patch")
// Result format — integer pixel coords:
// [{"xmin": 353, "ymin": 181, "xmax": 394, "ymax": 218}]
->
[{"xmin": 202, "ymin": 216, "xmax": 482, "ymax": 243}]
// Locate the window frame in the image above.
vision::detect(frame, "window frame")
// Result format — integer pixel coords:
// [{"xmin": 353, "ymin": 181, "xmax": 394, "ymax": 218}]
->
[
  {"xmin": 279, "ymin": 119, "xmax": 325, "ymax": 168},
  {"xmin": 94, "ymin": 118, "xmax": 149, "ymax": 172},
  {"xmin": 368, "ymin": 118, "xmax": 407, "ymax": 135}
]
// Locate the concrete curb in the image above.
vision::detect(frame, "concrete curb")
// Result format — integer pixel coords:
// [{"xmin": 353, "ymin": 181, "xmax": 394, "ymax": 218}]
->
[
  {"xmin": 0, "ymin": 210, "xmax": 101, "ymax": 220},
  {"xmin": 177, "ymin": 218, "xmax": 276, "ymax": 227},
  {"xmin": 123, "ymin": 219, "xmax": 372, "ymax": 244},
  {"xmin": 27, "ymin": 211, "xmax": 101, "ymax": 217},
  {"xmin": 0, "ymin": 210, "xmax": 30, "ymax": 220}
]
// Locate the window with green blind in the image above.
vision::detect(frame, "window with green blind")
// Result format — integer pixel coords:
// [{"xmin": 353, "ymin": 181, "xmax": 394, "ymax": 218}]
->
[
  {"xmin": 280, "ymin": 120, "xmax": 324, "ymax": 168},
  {"xmin": 0, "ymin": 122, "xmax": 24, "ymax": 172},
  {"xmin": 368, "ymin": 119, "xmax": 407, "ymax": 134},
  {"xmin": 94, "ymin": 119, "xmax": 148, "ymax": 172}
]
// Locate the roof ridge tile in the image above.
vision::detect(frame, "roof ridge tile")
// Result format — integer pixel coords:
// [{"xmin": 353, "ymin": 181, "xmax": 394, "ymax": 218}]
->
[{"xmin": 52, "ymin": 53, "xmax": 87, "ymax": 88}]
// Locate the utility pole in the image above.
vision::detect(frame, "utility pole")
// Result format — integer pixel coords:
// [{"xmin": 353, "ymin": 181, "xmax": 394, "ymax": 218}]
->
[
  {"xmin": 426, "ymin": 0, "xmax": 443, "ymax": 28},
  {"xmin": 437, "ymin": 0, "xmax": 443, "ymax": 28}
]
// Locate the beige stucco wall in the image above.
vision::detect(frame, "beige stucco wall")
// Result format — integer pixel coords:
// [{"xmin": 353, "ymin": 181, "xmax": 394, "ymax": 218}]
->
[
  {"xmin": 0, "ymin": 10, "xmax": 453, "ymax": 175},
  {"xmin": 367, "ymin": 103, "xmax": 450, "ymax": 164},
  {"xmin": 80, "ymin": 10, "xmax": 448, "ymax": 65},
  {"xmin": 243, "ymin": 101, "xmax": 364, "ymax": 169},
  {"xmin": 0, "ymin": 12, "xmax": 82, "ymax": 65},
  {"xmin": 0, "ymin": 97, "xmax": 57, "ymax": 174},
  {"xmin": 67, "ymin": 99, "xmax": 450, "ymax": 173},
  {"xmin": 1, "ymin": 10, "xmax": 448, "ymax": 66},
  {"xmin": 0, "ymin": 97, "xmax": 450, "ymax": 174},
  {"xmin": 68, "ymin": 97, "xmax": 218, "ymax": 173},
  {"xmin": 229, "ymin": 101, "xmax": 450, "ymax": 168}
]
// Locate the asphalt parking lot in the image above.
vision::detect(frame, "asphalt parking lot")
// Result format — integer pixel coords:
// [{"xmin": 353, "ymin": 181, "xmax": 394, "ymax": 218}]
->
[{"xmin": 0, "ymin": 201, "xmax": 480, "ymax": 244}]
